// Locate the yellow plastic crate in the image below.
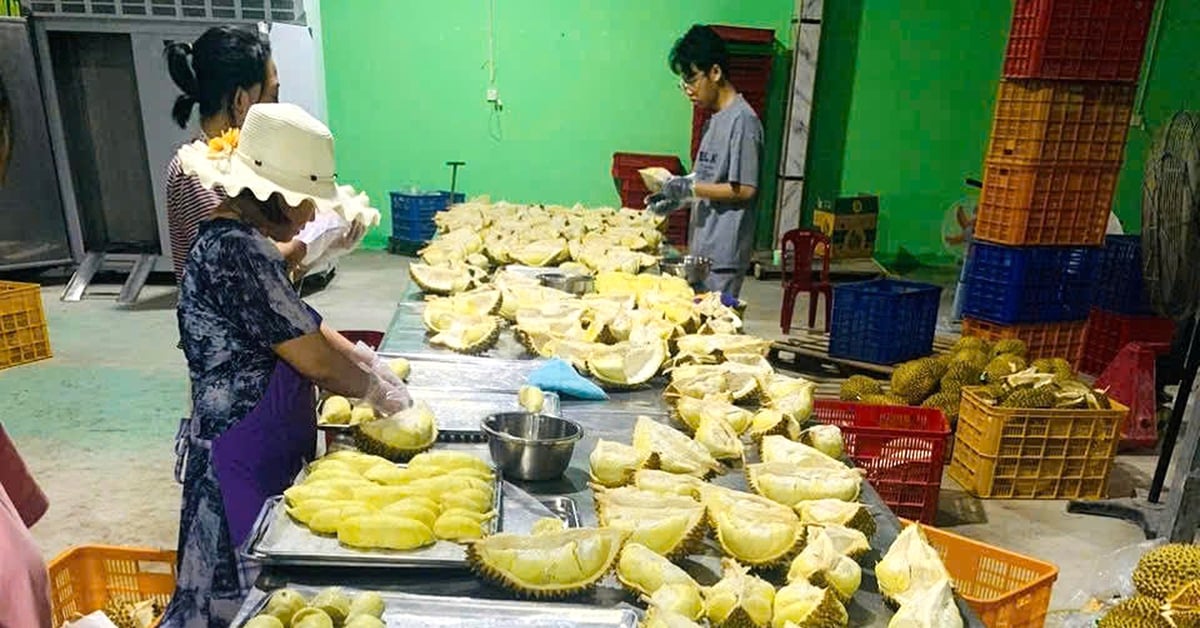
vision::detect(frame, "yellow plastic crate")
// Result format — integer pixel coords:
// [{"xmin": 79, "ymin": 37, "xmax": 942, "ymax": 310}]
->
[
  {"xmin": 48, "ymin": 545, "xmax": 176, "ymax": 627},
  {"xmin": 948, "ymin": 388, "xmax": 1127, "ymax": 499},
  {"xmin": 0, "ymin": 281, "xmax": 51, "ymax": 370}
]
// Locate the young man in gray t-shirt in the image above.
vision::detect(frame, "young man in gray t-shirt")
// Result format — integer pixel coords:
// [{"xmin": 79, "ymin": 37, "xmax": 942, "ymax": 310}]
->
[{"xmin": 648, "ymin": 25, "xmax": 764, "ymax": 298}]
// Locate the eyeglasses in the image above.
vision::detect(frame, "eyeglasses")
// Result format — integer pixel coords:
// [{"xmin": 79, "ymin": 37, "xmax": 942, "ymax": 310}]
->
[{"xmin": 678, "ymin": 73, "xmax": 703, "ymax": 91}]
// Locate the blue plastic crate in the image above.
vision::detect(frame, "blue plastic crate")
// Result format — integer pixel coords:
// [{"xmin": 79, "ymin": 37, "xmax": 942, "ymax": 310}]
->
[
  {"xmin": 391, "ymin": 221, "xmax": 437, "ymax": 241},
  {"xmin": 389, "ymin": 190, "xmax": 467, "ymax": 221},
  {"xmin": 962, "ymin": 242, "xmax": 1099, "ymax": 324},
  {"xmin": 830, "ymin": 279, "xmax": 943, "ymax": 365},
  {"xmin": 1093, "ymin": 235, "xmax": 1152, "ymax": 314}
]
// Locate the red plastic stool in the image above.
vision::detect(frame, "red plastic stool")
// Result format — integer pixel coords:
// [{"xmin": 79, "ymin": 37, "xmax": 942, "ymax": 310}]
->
[{"xmin": 1095, "ymin": 341, "xmax": 1171, "ymax": 450}]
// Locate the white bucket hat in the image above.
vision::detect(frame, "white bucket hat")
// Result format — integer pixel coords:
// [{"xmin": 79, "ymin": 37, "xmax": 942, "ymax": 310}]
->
[{"xmin": 177, "ymin": 102, "xmax": 380, "ymax": 227}]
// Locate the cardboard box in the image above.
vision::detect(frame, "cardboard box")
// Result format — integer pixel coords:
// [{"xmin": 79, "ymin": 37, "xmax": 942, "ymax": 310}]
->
[{"xmin": 814, "ymin": 194, "xmax": 879, "ymax": 259}]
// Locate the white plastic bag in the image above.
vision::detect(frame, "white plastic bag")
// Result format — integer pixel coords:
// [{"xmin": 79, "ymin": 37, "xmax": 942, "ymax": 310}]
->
[{"xmin": 295, "ymin": 207, "xmax": 365, "ymax": 268}]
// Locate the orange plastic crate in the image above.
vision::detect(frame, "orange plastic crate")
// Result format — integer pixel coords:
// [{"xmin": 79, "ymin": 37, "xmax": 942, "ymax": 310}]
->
[
  {"xmin": 48, "ymin": 545, "xmax": 176, "ymax": 626},
  {"xmin": 948, "ymin": 388, "xmax": 1126, "ymax": 499},
  {"xmin": 899, "ymin": 520, "xmax": 1060, "ymax": 628},
  {"xmin": 975, "ymin": 161, "xmax": 1118, "ymax": 246},
  {"xmin": 987, "ymin": 80, "xmax": 1134, "ymax": 165},
  {"xmin": 0, "ymin": 281, "xmax": 51, "ymax": 370},
  {"xmin": 962, "ymin": 317, "xmax": 1087, "ymax": 362}
]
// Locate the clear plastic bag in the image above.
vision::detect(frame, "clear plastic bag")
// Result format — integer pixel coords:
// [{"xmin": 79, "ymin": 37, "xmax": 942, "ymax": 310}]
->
[{"xmin": 1057, "ymin": 537, "xmax": 1167, "ymax": 626}]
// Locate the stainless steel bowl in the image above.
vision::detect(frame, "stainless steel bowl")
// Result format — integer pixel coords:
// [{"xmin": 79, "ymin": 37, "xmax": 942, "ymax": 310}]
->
[
  {"xmin": 538, "ymin": 272, "xmax": 594, "ymax": 295},
  {"xmin": 659, "ymin": 255, "xmax": 713, "ymax": 285},
  {"xmin": 481, "ymin": 412, "xmax": 583, "ymax": 481}
]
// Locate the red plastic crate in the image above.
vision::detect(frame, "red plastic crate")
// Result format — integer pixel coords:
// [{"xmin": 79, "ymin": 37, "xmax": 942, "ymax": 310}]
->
[
  {"xmin": 1003, "ymin": 0, "xmax": 1156, "ymax": 82},
  {"xmin": 710, "ymin": 25, "xmax": 776, "ymax": 46},
  {"xmin": 1078, "ymin": 307, "xmax": 1176, "ymax": 375},
  {"xmin": 1096, "ymin": 342, "xmax": 1169, "ymax": 449},
  {"xmin": 975, "ymin": 160, "xmax": 1118, "ymax": 246},
  {"xmin": 812, "ymin": 400, "xmax": 951, "ymax": 524}
]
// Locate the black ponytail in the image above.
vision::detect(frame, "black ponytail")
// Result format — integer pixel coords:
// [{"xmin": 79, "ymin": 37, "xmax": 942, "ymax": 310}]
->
[
  {"xmin": 163, "ymin": 26, "xmax": 271, "ymax": 129},
  {"xmin": 165, "ymin": 41, "xmax": 198, "ymax": 128}
]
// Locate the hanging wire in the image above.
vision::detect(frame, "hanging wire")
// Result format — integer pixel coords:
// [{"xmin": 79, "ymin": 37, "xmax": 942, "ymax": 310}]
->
[{"xmin": 1142, "ymin": 111, "xmax": 1200, "ymax": 320}]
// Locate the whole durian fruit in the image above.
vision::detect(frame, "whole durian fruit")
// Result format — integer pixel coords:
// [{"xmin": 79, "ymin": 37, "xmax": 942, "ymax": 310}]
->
[
  {"xmin": 951, "ymin": 336, "xmax": 989, "ymax": 354},
  {"xmin": 952, "ymin": 348, "xmax": 990, "ymax": 372},
  {"xmin": 839, "ymin": 375, "xmax": 883, "ymax": 401},
  {"xmin": 999, "ymin": 386, "xmax": 1056, "ymax": 409},
  {"xmin": 1096, "ymin": 595, "xmax": 1171, "ymax": 628},
  {"xmin": 890, "ymin": 359, "xmax": 941, "ymax": 404},
  {"xmin": 1132, "ymin": 544, "xmax": 1200, "ymax": 600},
  {"xmin": 941, "ymin": 361, "xmax": 983, "ymax": 395},
  {"xmin": 983, "ymin": 355, "xmax": 1027, "ymax": 383},
  {"xmin": 991, "ymin": 338, "xmax": 1028, "ymax": 358},
  {"xmin": 861, "ymin": 393, "xmax": 909, "ymax": 406},
  {"xmin": 922, "ymin": 391, "xmax": 962, "ymax": 424}
]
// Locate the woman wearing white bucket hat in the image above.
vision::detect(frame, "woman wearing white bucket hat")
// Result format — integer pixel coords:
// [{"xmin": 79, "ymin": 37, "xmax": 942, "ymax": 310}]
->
[
  {"xmin": 164, "ymin": 25, "xmax": 366, "ymax": 285},
  {"xmin": 161, "ymin": 102, "xmax": 401, "ymax": 626}
]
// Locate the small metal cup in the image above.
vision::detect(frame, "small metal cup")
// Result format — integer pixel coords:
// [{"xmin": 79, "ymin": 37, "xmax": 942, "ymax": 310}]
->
[{"xmin": 481, "ymin": 412, "xmax": 583, "ymax": 481}]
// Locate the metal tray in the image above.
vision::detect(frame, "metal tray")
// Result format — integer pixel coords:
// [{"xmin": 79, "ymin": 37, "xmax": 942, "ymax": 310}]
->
[
  {"xmin": 537, "ymin": 496, "xmax": 581, "ymax": 528},
  {"xmin": 318, "ymin": 387, "xmax": 560, "ymax": 434},
  {"xmin": 242, "ymin": 469, "xmax": 504, "ymax": 569},
  {"xmin": 233, "ymin": 585, "xmax": 640, "ymax": 627}
]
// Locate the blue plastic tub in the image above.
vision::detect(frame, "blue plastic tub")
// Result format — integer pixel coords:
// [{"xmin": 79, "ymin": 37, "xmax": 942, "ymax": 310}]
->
[
  {"xmin": 830, "ymin": 279, "xmax": 943, "ymax": 365},
  {"xmin": 962, "ymin": 242, "xmax": 1099, "ymax": 324},
  {"xmin": 1093, "ymin": 235, "xmax": 1152, "ymax": 314}
]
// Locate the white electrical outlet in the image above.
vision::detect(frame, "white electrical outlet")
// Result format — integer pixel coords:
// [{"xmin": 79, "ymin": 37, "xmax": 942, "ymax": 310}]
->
[{"xmin": 486, "ymin": 88, "xmax": 499, "ymax": 102}]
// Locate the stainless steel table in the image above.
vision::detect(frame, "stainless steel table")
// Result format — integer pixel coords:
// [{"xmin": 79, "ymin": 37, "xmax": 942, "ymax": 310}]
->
[{"xmin": 238, "ymin": 301, "xmax": 984, "ymax": 627}]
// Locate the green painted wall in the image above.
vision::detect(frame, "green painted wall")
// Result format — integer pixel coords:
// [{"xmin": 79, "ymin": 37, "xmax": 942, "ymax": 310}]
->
[
  {"xmin": 1113, "ymin": 1, "xmax": 1200, "ymax": 234},
  {"xmin": 320, "ymin": 1, "xmax": 794, "ymax": 249},
  {"xmin": 804, "ymin": 0, "xmax": 1200, "ymax": 264}
]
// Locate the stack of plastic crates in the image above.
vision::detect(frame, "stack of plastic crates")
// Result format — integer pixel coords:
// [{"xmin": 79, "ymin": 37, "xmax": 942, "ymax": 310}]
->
[
  {"xmin": 949, "ymin": 387, "xmax": 1128, "ymax": 499},
  {"xmin": 610, "ymin": 152, "xmax": 688, "ymax": 247},
  {"xmin": 388, "ymin": 190, "xmax": 466, "ymax": 255},
  {"xmin": 829, "ymin": 279, "xmax": 942, "ymax": 365},
  {"xmin": 963, "ymin": 0, "xmax": 1156, "ymax": 364},
  {"xmin": 1077, "ymin": 235, "xmax": 1177, "ymax": 375}
]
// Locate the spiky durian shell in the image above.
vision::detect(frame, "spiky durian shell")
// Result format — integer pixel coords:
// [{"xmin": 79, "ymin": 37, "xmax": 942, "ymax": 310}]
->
[{"xmin": 465, "ymin": 529, "xmax": 625, "ymax": 600}]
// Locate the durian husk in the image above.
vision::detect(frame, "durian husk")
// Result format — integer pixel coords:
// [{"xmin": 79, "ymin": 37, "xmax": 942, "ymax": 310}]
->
[{"xmin": 465, "ymin": 527, "xmax": 627, "ymax": 599}]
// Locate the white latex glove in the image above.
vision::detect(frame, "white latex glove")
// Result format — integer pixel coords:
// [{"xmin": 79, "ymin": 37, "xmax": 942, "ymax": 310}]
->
[
  {"xmin": 362, "ymin": 371, "xmax": 412, "ymax": 415},
  {"xmin": 351, "ymin": 341, "xmax": 403, "ymax": 388}
]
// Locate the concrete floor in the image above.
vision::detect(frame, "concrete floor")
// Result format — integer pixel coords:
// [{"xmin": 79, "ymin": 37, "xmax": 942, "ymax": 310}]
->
[{"xmin": 1, "ymin": 251, "xmax": 1157, "ymax": 620}]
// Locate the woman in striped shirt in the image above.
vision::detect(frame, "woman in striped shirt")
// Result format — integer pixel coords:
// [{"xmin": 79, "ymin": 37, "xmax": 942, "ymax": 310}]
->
[{"xmin": 164, "ymin": 26, "xmax": 308, "ymax": 284}]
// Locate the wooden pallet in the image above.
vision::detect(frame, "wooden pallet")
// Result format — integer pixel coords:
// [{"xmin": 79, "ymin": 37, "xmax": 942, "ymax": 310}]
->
[{"xmin": 769, "ymin": 330, "xmax": 958, "ymax": 378}]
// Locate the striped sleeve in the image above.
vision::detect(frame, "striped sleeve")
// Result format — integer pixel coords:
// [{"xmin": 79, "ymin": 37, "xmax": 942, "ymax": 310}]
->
[{"xmin": 165, "ymin": 153, "xmax": 225, "ymax": 284}]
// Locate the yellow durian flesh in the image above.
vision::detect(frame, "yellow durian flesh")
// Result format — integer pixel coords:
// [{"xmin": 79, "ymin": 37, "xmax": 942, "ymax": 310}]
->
[
  {"xmin": 531, "ymin": 517, "xmax": 566, "ymax": 535},
  {"xmin": 643, "ymin": 607, "xmax": 705, "ymax": 628},
  {"xmin": 407, "ymin": 450, "xmax": 493, "ymax": 476},
  {"xmin": 808, "ymin": 524, "xmax": 870, "ymax": 559},
  {"xmin": 617, "ymin": 542, "xmax": 699, "ymax": 596},
  {"xmin": 307, "ymin": 503, "xmax": 374, "ymax": 535},
  {"xmin": 801, "ymin": 424, "xmax": 845, "ymax": 460},
  {"xmin": 701, "ymin": 485, "xmax": 802, "ymax": 568},
  {"xmin": 337, "ymin": 514, "xmax": 436, "ymax": 550},
  {"xmin": 747, "ymin": 462, "xmax": 863, "ymax": 507},
  {"xmin": 648, "ymin": 583, "xmax": 705, "ymax": 621},
  {"xmin": 291, "ymin": 607, "xmax": 334, "ymax": 628},
  {"xmin": 876, "ymin": 523, "xmax": 952, "ymax": 607},
  {"xmin": 466, "ymin": 528, "xmax": 626, "ymax": 599},
  {"xmin": 354, "ymin": 402, "xmax": 438, "ymax": 461},
  {"xmin": 319, "ymin": 396, "xmax": 352, "ymax": 425},
  {"xmin": 633, "ymin": 469, "xmax": 706, "ymax": 499},
  {"xmin": 795, "ymin": 499, "xmax": 877, "ymax": 539},
  {"xmin": 887, "ymin": 579, "xmax": 962, "ymax": 628},
  {"xmin": 760, "ymin": 435, "xmax": 847, "ymax": 470},
  {"xmin": 704, "ymin": 559, "xmax": 775, "ymax": 628},
  {"xmin": 594, "ymin": 486, "xmax": 705, "ymax": 558},
  {"xmin": 786, "ymin": 527, "xmax": 862, "ymax": 602},
  {"xmin": 632, "ymin": 416, "xmax": 723, "ymax": 478},
  {"xmin": 771, "ymin": 580, "xmax": 848, "ymax": 628},
  {"xmin": 433, "ymin": 512, "xmax": 488, "ymax": 541},
  {"xmin": 379, "ymin": 500, "xmax": 438, "ymax": 529},
  {"xmin": 695, "ymin": 415, "xmax": 745, "ymax": 460},
  {"xmin": 309, "ymin": 587, "xmax": 352, "ymax": 625},
  {"xmin": 589, "ymin": 439, "xmax": 654, "ymax": 487}
]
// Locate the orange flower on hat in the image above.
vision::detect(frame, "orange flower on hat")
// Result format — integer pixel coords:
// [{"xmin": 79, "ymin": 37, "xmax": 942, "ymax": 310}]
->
[{"xmin": 206, "ymin": 128, "xmax": 239, "ymax": 158}]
